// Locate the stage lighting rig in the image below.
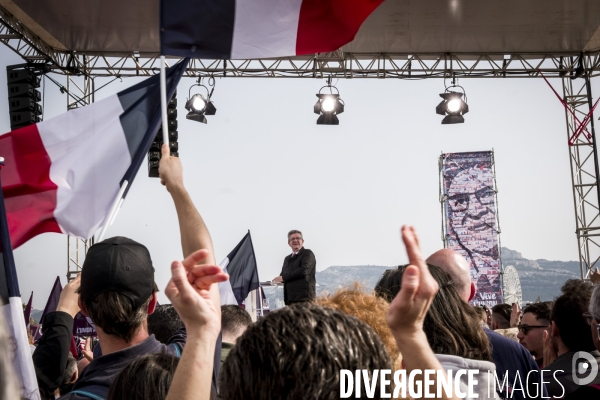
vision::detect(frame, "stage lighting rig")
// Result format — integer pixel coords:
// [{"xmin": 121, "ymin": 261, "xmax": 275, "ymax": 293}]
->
[
  {"xmin": 435, "ymin": 81, "xmax": 469, "ymax": 124},
  {"xmin": 185, "ymin": 77, "xmax": 216, "ymax": 124},
  {"xmin": 314, "ymin": 77, "xmax": 344, "ymax": 125}
]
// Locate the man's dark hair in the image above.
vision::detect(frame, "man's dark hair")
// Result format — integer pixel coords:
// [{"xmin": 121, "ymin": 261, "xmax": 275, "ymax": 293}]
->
[
  {"xmin": 491, "ymin": 303, "xmax": 511, "ymax": 328},
  {"xmin": 374, "ymin": 265, "xmax": 407, "ymax": 303},
  {"xmin": 523, "ymin": 301, "xmax": 553, "ymax": 323},
  {"xmin": 375, "ymin": 265, "xmax": 491, "ymax": 362},
  {"xmin": 287, "ymin": 230, "xmax": 303, "ymax": 239},
  {"xmin": 221, "ymin": 305, "xmax": 252, "ymax": 337},
  {"xmin": 83, "ymin": 292, "xmax": 152, "ymax": 342},
  {"xmin": 561, "ymin": 279, "xmax": 592, "ymax": 295},
  {"xmin": 148, "ymin": 305, "xmax": 184, "ymax": 344},
  {"xmin": 551, "ymin": 280, "xmax": 595, "ymax": 352},
  {"xmin": 107, "ymin": 353, "xmax": 179, "ymax": 400},
  {"xmin": 220, "ymin": 303, "xmax": 392, "ymax": 400}
]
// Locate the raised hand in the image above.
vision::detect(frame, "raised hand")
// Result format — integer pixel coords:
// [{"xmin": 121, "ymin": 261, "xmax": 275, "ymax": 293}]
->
[
  {"xmin": 183, "ymin": 249, "xmax": 228, "ymax": 291},
  {"xmin": 82, "ymin": 337, "xmax": 94, "ymax": 362},
  {"xmin": 386, "ymin": 226, "xmax": 439, "ymax": 338},
  {"xmin": 590, "ymin": 267, "xmax": 600, "ymax": 284},
  {"xmin": 158, "ymin": 143, "xmax": 184, "ymax": 192},
  {"xmin": 57, "ymin": 274, "xmax": 81, "ymax": 318},
  {"xmin": 165, "ymin": 249, "xmax": 228, "ymax": 338},
  {"xmin": 510, "ymin": 302, "xmax": 521, "ymax": 328}
]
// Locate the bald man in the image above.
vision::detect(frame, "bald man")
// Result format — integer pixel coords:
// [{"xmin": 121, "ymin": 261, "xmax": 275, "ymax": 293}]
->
[
  {"xmin": 426, "ymin": 249, "xmax": 544, "ymax": 400},
  {"xmin": 426, "ymin": 249, "xmax": 476, "ymax": 302}
]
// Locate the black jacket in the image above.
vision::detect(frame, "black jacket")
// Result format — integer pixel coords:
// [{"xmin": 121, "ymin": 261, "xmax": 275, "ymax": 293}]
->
[
  {"xmin": 33, "ymin": 311, "xmax": 74, "ymax": 394},
  {"xmin": 280, "ymin": 247, "xmax": 316, "ymax": 304}
]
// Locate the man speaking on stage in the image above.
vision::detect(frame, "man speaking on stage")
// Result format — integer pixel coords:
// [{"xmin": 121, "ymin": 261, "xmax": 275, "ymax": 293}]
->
[{"xmin": 272, "ymin": 230, "xmax": 316, "ymax": 305}]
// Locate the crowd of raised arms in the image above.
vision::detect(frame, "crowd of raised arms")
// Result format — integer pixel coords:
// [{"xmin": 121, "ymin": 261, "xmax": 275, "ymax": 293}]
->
[{"xmin": 1, "ymin": 144, "xmax": 600, "ymax": 400}]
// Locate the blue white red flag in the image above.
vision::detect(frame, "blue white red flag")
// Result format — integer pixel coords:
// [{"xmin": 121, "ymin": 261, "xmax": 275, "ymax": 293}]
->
[
  {"xmin": 0, "ymin": 160, "xmax": 40, "ymax": 399},
  {"xmin": 0, "ymin": 59, "xmax": 189, "ymax": 249},
  {"xmin": 161, "ymin": 0, "xmax": 384, "ymax": 59}
]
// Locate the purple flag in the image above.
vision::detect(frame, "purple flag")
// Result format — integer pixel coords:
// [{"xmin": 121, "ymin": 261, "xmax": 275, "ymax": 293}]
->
[
  {"xmin": 73, "ymin": 312, "xmax": 97, "ymax": 337},
  {"xmin": 40, "ymin": 277, "xmax": 62, "ymax": 326},
  {"xmin": 23, "ymin": 291, "xmax": 33, "ymax": 327}
]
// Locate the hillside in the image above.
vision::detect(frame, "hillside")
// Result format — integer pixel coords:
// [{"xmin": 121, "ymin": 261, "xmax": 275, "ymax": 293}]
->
[{"xmin": 309, "ymin": 248, "xmax": 581, "ymax": 304}]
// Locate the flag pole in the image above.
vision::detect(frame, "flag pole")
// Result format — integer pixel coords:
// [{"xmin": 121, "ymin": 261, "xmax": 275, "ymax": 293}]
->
[
  {"xmin": 96, "ymin": 180, "xmax": 129, "ymax": 242},
  {"xmin": 160, "ymin": 56, "xmax": 170, "ymax": 148}
]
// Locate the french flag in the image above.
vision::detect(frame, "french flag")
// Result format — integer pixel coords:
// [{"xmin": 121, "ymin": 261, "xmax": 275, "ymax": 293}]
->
[
  {"xmin": 161, "ymin": 0, "xmax": 384, "ymax": 59},
  {"xmin": 0, "ymin": 158, "xmax": 40, "ymax": 399},
  {"xmin": 0, "ymin": 59, "xmax": 188, "ymax": 249}
]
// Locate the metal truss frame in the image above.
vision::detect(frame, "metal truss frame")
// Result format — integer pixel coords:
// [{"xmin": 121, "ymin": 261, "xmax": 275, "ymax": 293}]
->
[
  {"xmin": 5, "ymin": 50, "xmax": 600, "ymax": 80},
  {"xmin": 2, "ymin": 7, "xmax": 600, "ymax": 79},
  {"xmin": 563, "ymin": 75, "xmax": 600, "ymax": 279},
  {"xmin": 0, "ymin": 6, "xmax": 69, "ymax": 69},
  {"xmin": 3, "ymin": 5, "xmax": 600, "ymax": 280},
  {"xmin": 65, "ymin": 55, "xmax": 95, "ymax": 281},
  {"xmin": 67, "ymin": 236, "xmax": 93, "ymax": 282}
]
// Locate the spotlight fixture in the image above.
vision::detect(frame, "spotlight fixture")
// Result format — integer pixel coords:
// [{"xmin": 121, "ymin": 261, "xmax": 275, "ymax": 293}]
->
[
  {"xmin": 185, "ymin": 77, "xmax": 216, "ymax": 124},
  {"xmin": 436, "ymin": 81, "xmax": 469, "ymax": 124},
  {"xmin": 314, "ymin": 77, "xmax": 344, "ymax": 125}
]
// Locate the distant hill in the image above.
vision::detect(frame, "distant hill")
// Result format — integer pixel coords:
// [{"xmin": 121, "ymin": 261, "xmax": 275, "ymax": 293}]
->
[
  {"xmin": 315, "ymin": 265, "xmax": 390, "ymax": 296},
  {"xmin": 308, "ymin": 248, "xmax": 581, "ymax": 304},
  {"xmin": 501, "ymin": 247, "xmax": 580, "ymax": 303}
]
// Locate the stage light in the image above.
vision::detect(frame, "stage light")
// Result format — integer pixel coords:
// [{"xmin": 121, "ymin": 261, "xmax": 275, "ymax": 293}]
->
[
  {"xmin": 321, "ymin": 98, "xmax": 335, "ymax": 112},
  {"xmin": 436, "ymin": 84, "xmax": 469, "ymax": 124},
  {"xmin": 191, "ymin": 95, "xmax": 206, "ymax": 111},
  {"xmin": 314, "ymin": 78, "xmax": 344, "ymax": 125},
  {"xmin": 185, "ymin": 78, "xmax": 216, "ymax": 124}
]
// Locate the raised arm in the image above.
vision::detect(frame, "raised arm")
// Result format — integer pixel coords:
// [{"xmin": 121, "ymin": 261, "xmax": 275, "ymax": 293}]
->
[
  {"xmin": 165, "ymin": 251, "xmax": 228, "ymax": 400},
  {"xmin": 386, "ymin": 226, "xmax": 460, "ymax": 400},
  {"xmin": 33, "ymin": 275, "xmax": 81, "ymax": 394},
  {"xmin": 159, "ymin": 144, "xmax": 214, "ymax": 262},
  {"xmin": 159, "ymin": 144, "xmax": 218, "ymax": 309}
]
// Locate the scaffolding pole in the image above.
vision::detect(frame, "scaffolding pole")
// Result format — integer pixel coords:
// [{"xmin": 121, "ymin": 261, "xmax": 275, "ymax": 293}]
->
[
  {"xmin": 66, "ymin": 55, "xmax": 95, "ymax": 281},
  {"xmin": 563, "ymin": 74, "xmax": 600, "ymax": 279}
]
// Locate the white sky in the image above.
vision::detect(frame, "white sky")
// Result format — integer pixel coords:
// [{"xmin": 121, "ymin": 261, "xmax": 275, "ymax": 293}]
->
[{"xmin": 0, "ymin": 46, "xmax": 591, "ymax": 308}]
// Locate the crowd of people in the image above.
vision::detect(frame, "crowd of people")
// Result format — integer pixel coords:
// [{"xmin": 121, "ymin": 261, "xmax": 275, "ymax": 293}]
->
[{"xmin": 1, "ymin": 143, "xmax": 600, "ymax": 399}]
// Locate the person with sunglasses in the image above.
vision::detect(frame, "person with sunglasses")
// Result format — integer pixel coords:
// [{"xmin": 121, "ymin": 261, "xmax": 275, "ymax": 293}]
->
[
  {"xmin": 516, "ymin": 302, "xmax": 552, "ymax": 368},
  {"xmin": 543, "ymin": 280, "xmax": 600, "ymax": 399}
]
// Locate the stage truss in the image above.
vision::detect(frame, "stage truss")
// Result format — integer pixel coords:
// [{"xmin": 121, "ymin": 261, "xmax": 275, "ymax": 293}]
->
[
  {"xmin": 65, "ymin": 56, "xmax": 95, "ymax": 281},
  {"xmin": 563, "ymin": 75, "xmax": 600, "ymax": 279},
  {"xmin": 2, "ymin": 6, "xmax": 600, "ymax": 279}
]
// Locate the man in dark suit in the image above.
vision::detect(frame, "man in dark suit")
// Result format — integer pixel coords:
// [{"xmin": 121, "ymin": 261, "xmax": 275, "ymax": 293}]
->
[{"xmin": 272, "ymin": 230, "xmax": 316, "ymax": 305}]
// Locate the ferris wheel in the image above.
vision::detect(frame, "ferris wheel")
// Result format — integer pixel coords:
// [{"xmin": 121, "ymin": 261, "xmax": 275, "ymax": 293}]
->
[{"xmin": 502, "ymin": 265, "xmax": 522, "ymax": 306}]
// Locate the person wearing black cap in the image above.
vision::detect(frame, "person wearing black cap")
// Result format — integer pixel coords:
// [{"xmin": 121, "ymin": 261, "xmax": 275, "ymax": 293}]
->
[{"xmin": 32, "ymin": 144, "xmax": 225, "ymax": 400}]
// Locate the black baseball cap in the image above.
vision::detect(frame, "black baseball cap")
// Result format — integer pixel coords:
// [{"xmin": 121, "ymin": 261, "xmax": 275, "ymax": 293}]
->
[{"xmin": 80, "ymin": 236, "xmax": 155, "ymax": 309}]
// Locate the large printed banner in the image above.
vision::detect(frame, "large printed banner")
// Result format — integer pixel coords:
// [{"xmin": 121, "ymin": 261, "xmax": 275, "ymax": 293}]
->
[{"xmin": 441, "ymin": 151, "xmax": 502, "ymax": 307}]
